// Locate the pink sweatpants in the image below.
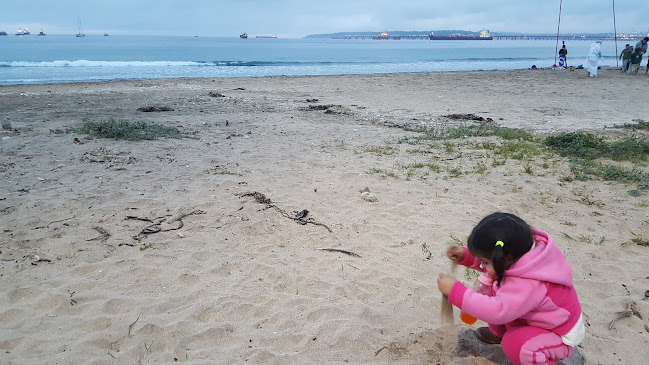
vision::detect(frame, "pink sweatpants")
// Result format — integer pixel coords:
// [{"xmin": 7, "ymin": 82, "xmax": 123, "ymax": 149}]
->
[{"xmin": 489, "ymin": 324, "xmax": 575, "ymax": 365}]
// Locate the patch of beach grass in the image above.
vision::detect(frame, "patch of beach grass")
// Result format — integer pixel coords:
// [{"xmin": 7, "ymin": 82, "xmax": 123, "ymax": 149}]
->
[
  {"xmin": 623, "ymin": 232, "xmax": 649, "ymax": 247},
  {"xmin": 545, "ymin": 132, "xmax": 649, "ymax": 162},
  {"xmin": 545, "ymin": 132, "xmax": 649, "ymax": 184},
  {"xmin": 561, "ymin": 232, "xmax": 574, "ymax": 241},
  {"xmin": 544, "ymin": 132, "xmax": 605, "ymax": 160},
  {"xmin": 71, "ymin": 118, "xmax": 193, "ymax": 141},
  {"xmin": 612, "ymin": 119, "xmax": 649, "ymax": 131},
  {"xmin": 447, "ymin": 166, "xmax": 464, "ymax": 178},
  {"xmin": 367, "ymin": 168, "xmax": 399, "ymax": 179},
  {"xmin": 473, "ymin": 161, "xmax": 488, "ymax": 174},
  {"xmin": 361, "ymin": 145, "xmax": 397, "ymax": 156},
  {"xmin": 396, "ymin": 125, "xmax": 649, "ymax": 185},
  {"xmin": 571, "ymin": 159, "xmax": 649, "ymax": 183},
  {"xmin": 571, "ymin": 189, "xmax": 604, "ymax": 208},
  {"xmin": 399, "ymin": 162, "xmax": 441, "ymax": 172},
  {"xmin": 495, "ymin": 140, "xmax": 545, "ymax": 160},
  {"xmin": 523, "ymin": 160, "xmax": 534, "ymax": 175},
  {"xmin": 491, "ymin": 157, "xmax": 507, "ymax": 167},
  {"xmin": 442, "ymin": 141, "xmax": 457, "ymax": 153},
  {"xmin": 401, "ymin": 124, "xmax": 535, "ymax": 145},
  {"xmin": 578, "ymin": 235, "xmax": 606, "ymax": 245},
  {"xmin": 627, "ymin": 189, "xmax": 643, "ymax": 197},
  {"xmin": 444, "ymin": 124, "xmax": 535, "ymax": 141},
  {"xmin": 397, "ymin": 162, "xmax": 442, "ymax": 180}
]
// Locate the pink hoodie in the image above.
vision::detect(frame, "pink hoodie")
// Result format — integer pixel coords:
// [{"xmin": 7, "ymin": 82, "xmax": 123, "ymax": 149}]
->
[{"xmin": 447, "ymin": 229, "xmax": 582, "ymax": 335}]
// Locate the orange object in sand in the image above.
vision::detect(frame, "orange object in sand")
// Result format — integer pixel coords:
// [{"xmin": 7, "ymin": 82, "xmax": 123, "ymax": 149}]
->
[{"xmin": 460, "ymin": 311, "xmax": 478, "ymax": 324}]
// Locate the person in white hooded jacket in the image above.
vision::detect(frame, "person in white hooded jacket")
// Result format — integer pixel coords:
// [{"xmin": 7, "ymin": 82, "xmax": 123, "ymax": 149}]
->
[{"xmin": 585, "ymin": 41, "xmax": 603, "ymax": 77}]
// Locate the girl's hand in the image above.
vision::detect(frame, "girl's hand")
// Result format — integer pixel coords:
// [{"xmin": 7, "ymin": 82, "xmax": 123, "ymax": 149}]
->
[
  {"xmin": 446, "ymin": 245, "xmax": 465, "ymax": 263},
  {"xmin": 437, "ymin": 274, "xmax": 457, "ymax": 296}
]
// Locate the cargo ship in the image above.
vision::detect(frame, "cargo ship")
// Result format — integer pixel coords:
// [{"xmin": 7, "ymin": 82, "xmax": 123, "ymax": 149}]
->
[{"xmin": 429, "ymin": 30, "xmax": 492, "ymax": 40}]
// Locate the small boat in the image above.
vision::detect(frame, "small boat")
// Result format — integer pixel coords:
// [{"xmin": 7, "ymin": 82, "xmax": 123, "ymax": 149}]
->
[
  {"xmin": 256, "ymin": 34, "xmax": 277, "ymax": 39},
  {"xmin": 240, "ymin": 33, "xmax": 248, "ymax": 39},
  {"xmin": 104, "ymin": 33, "xmax": 109, "ymax": 36},
  {"xmin": 38, "ymin": 29, "xmax": 46, "ymax": 36},
  {"xmin": 76, "ymin": 17, "xmax": 86, "ymax": 37},
  {"xmin": 0, "ymin": 31, "xmax": 7, "ymax": 36}
]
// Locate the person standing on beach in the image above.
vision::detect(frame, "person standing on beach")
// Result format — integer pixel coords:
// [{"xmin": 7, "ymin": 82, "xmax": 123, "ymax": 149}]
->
[
  {"xmin": 628, "ymin": 49, "xmax": 643, "ymax": 75},
  {"xmin": 437, "ymin": 212, "xmax": 584, "ymax": 365},
  {"xmin": 620, "ymin": 44, "xmax": 633, "ymax": 73},
  {"xmin": 558, "ymin": 42, "xmax": 568, "ymax": 68},
  {"xmin": 584, "ymin": 41, "xmax": 603, "ymax": 77},
  {"xmin": 635, "ymin": 37, "xmax": 648, "ymax": 55}
]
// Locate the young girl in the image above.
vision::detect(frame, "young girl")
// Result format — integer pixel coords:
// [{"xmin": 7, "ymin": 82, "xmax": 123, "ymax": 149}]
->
[{"xmin": 437, "ymin": 212, "xmax": 584, "ymax": 365}]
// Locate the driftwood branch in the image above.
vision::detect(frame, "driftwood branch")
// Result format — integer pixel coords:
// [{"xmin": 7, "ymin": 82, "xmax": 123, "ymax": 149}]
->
[
  {"xmin": 608, "ymin": 301, "xmax": 643, "ymax": 331},
  {"xmin": 87, "ymin": 226, "xmax": 110, "ymax": 242},
  {"xmin": 239, "ymin": 192, "xmax": 333, "ymax": 232},
  {"xmin": 318, "ymin": 248, "xmax": 361, "ymax": 258},
  {"xmin": 128, "ymin": 314, "xmax": 141, "ymax": 336},
  {"xmin": 130, "ymin": 210, "xmax": 204, "ymax": 240},
  {"xmin": 33, "ymin": 216, "xmax": 75, "ymax": 230}
]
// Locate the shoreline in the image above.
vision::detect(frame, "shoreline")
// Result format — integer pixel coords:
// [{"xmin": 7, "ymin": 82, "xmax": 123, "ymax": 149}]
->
[
  {"xmin": 1, "ymin": 70, "xmax": 648, "ymax": 364},
  {"xmin": 0, "ymin": 66, "xmax": 627, "ymax": 87}
]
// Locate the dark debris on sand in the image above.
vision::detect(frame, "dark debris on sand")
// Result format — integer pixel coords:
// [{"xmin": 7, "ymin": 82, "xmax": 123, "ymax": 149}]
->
[
  {"xmin": 137, "ymin": 106, "xmax": 175, "ymax": 112},
  {"xmin": 444, "ymin": 113, "xmax": 493, "ymax": 122}
]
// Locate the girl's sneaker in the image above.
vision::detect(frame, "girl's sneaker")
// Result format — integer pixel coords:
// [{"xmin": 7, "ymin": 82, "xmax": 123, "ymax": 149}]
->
[{"xmin": 474, "ymin": 327, "xmax": 502, "ymax": 344}]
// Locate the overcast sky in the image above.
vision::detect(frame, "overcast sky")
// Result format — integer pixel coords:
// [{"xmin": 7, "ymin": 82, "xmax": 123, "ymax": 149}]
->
[{"xmin": 1, "ymin": 1, "xmax": 646, "ymax": 37}]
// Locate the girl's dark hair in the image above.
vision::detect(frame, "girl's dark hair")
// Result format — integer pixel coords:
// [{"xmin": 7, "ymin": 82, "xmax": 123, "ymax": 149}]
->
[{"xmin": 467, "ymin": 212, "xmax": 533, "ymax": 285}]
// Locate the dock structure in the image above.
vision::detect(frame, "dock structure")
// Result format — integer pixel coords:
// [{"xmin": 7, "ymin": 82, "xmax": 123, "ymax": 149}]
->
[
  {"xmin": 494, "ymin": 35, "xmax": 646, "ymax": 41},
  {"xmin": 334, "ymin": 33, "xmax": 647, "ymax": 41},
  {"xmin": 338, "ymin": 33, "xmax": 430, "ymax": 40}
]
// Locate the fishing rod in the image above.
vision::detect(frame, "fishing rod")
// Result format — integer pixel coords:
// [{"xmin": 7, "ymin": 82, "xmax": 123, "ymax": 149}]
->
[
  {"xmin": 613, "ymin": 0, "xmax": 619, "ymax": 67},
  {"xmin": 554, "ymin": 0, "xmax": 563, "ymax": 67}
]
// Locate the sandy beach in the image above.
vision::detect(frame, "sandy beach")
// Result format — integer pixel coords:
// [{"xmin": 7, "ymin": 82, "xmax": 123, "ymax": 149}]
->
[{"xmin": 1, "ymin": 68, "xmax": 648, "ymax": 364}]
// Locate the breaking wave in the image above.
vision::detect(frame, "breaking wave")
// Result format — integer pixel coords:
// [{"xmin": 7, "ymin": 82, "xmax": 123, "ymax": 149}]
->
[{"xmin": 0, "ymin": 60, "xmax": 349, "ymax": 68}]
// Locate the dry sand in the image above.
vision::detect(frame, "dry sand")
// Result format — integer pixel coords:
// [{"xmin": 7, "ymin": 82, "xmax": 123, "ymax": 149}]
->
[{"xmin": 1, "ymin": 69, "xmax": 648, "ymax": 364}]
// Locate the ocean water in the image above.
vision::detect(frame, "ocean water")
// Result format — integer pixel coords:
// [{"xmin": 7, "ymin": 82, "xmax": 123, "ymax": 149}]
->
[{"xmin": 0, "ymin": 35, "xmax": 623, "ymax": 85}]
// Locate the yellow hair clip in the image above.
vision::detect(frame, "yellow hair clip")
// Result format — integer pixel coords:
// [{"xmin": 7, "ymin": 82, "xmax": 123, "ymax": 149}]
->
[{"xmin": 495, "ymin": 240, "xmax": 504, "ymax": 247}]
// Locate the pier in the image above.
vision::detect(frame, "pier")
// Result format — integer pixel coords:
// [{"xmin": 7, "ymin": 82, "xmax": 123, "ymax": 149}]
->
[
  {"xmin": 333, "ymin": 34, "xmax": 646, "ymax": 41},
  {"xmin": 494, "ymin": 35, "xmax": 646, "ymax": 41},
  {"xmin": 336, "ymin": 34, "xmax": 430, "ymax": 40}
]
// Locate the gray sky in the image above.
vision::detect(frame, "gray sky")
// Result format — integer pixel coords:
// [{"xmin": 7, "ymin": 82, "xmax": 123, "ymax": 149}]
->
[{"xmin": 1, "ymin": 1, "xmax": 646, "ymax": 37}]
